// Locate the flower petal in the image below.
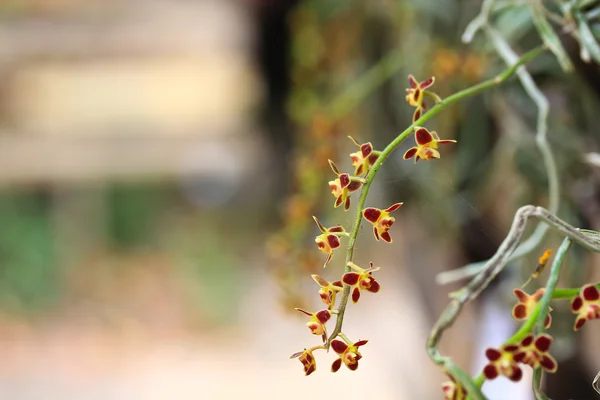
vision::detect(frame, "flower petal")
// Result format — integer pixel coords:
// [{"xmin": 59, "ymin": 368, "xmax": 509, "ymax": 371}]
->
[
  {"xmin": 413, "ymin": 108, "xmax": 421, "ymax": 122},
  {"xmin": 312, "ymin": 274, "xmax": 329, "ymax": 287},
  {"xmin": 363, "ymin": 208, "xmax": 382, "ymax": 223},
  {"xmin": 520, "ymin": 334, "xmax": 534, "ymax": 347},
  {"xmin": 373, "ymin": 226, "xmax": 380, "ymax": 241},
  {"xmin": 485, "ymin": 348, "xmax": 501, "ymax": 361},
  {"xmin": 415, "ymin": 128, "xmax": 434, "ymax": 146},
  {"xmin": 583, "ymin": 284, "xmax": 600, "ymax": 301},
  {"xmin": 571, "ymin": 295, "xmax": 583, "ymax": 312},
  {"xmin": 344, "ymin": 197, "xmax": 351, "ymax": 211},
  {"xmin": 380, "ymin": 231, "xmax": 392, "ymax": 243},
  {"xmin": 352, "ymin": 287, "xmax": 361, "ymax": 303},
  {"xmin": 408, "ymin": 75, "xmax": 418, "ymax": 89},
  {"xmin": 313, "ymin": 216, "xmax": 327, "ymax": 233},
  {"xmin": 419, "ymin": 76, "xmax": 435, "ymax": 89},
  {"xmin": 347, "ymin": 362, "xmax": 359, "ymax": 371},
  {"xmin": 331, "ymin": 339, "xmax": 348, "ymax": 354},
  {"xmin": 348, "ymin": 135, "xmax": 361, "ymax": 147},
  {"xmin": 512, "ymin": 304, "xmax": 527, "ymax": 320},
  {"xmin": 437, "ymin": 139, "xmax": 457, "ymax": 145},
  {"xmin": 339, "ymin": 174, "xmax": 350, "ymax": 188},
  {"xmin": 534, "ymin": 334, "xmax": 552, "ymax": 352},
  {"xmin": 343, "ymin": 272, "xmax": 360, "ymax": 286},
  {"xmin": 385, "ymin": 202, "xmax": 403, "ymax": 212},
  {"xmin": 315, "ymin": 309, "xmax": 331, "ymax": 324},
  {"xmin": 331, "ymin": 358, "xmax": 342, "ymax": 372},
  {"xmin": 295, "ymin": 308, "xmax": 312, "ymax": 317},
  {"xmin": 540, "ymin": 354, "xmax": 558, "ymax": 373},
  {"xmin": 574, "ymin": 316, "xmax": 587, "ymax": 330},
  {"xmin": 483, "ymin": 365, "xmax": 498, "ymax": 380},
  {"xmin": 323, "ymin": 251, "xmax": 333, "ymax": 267},
  {"xmin": 361, "ymin": 143, "xmax": 373, "ymax": 158},
  {"xmin": 348, "ymin": 181, "xmax": 362, "ymax": 192},
  {"xmin": 334, "ymin": 195, "xmax": 343, "ymax": 208},
  {"xmin": 327, "ymin": 234, "xmax": 341, "ymax": 249},
  {"xmin": 367, "ymin": 280, "xmax": 381, "ymax": 293},
  {"xmin": 508, "ymin": 367, "xmax": 523, "ymax": 382},
  {"xmin": 403, "ymin": 147, "xmax": 418, "ymax": 160},
  {"xmin": 513, "ymin": 289, "xmax": 529, "ymax": 303},
  {"xmin": 328, "ymin": 159, "xmax": 340, "ymax": 175}
]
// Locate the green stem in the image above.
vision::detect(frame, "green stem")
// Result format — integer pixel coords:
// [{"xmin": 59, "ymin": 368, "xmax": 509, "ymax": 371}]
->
[
  {"xmin": 553, "ymin": 284, "xmax": 600, "ymax": 298},
  {"xmin": 534, "ymin": 237, "xmax": 571, "ymax": 333},
  {"xmin": 533, "ymin": 367, "xmax": 551, "ymax": 400},
  {"xmin": 325, "ymin": 45, "xmax": 547, "ymax": 350}
]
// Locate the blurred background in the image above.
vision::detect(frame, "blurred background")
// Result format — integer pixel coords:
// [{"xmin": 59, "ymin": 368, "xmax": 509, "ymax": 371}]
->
[{"xmin": 0, "ymin": 0, "xmax": 600, "ymax": 399}]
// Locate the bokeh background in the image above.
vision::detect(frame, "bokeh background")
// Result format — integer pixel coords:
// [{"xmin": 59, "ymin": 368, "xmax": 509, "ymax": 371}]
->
[{"xmin": 0, "ymin": 0, "xmax": 600, "ymax": 399}]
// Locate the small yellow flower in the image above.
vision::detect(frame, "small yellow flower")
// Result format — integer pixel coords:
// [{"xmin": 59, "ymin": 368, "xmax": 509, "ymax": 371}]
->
[
  {"xmin": 362, "ymin": 203, "xmax": 403, "ymax": 243},
  {"xmin": 406, "ymin": 75, "xmax": 436, "ymax": 122},
  {"xmin": 327, "ymin": 160, "xmax": 363, "ymax": 211},
  {"xmin": 295, "ymin": 308, "xmax": 331, "ymax": 342},
  {"xmin": 330, "ymin": 339, "xmax": 368, "ymax": 372},
  {"xmin": 348, "ymin": 136, "xmax": 381, "ymax": 176},
  {"xmin": 312, "ymin": 216, "xmax": 346, "ymax": 268}
]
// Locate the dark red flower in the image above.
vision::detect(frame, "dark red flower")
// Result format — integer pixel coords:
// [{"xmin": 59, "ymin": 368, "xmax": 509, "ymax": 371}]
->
[
  {"xmin": 403, "ymin": 127, "xmax": 456, "ymax": 163},
  {"xmin": 362, "ymin": 202, "xmax": 403, "ymax": 242},
  {"xmin": 570, "ymin": 284, "xmax": 600, "ymax": 330},
  {"xmin": 348, "ymin": 136, "xmax": 381, "ymax": 176},
  {"xmin": 328, "ymin": 160, "xmax": 363, "ymax": 211},
  {"xmin": 343, "ymin": 262, "xmax": 381, "ymax": 303},
  {"xmin": 330, "ymin": 339, "xmax": 368, "ymax": 372}
]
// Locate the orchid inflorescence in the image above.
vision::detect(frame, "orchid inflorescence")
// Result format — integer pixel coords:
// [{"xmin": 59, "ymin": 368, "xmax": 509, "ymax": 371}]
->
[
  {"xmin": 291, "ymin": 75, "xmax": 457, "ymax": 376},
  {"xmin": 289, "ymin": 73, "xmax": 600, "ymax": 399}
]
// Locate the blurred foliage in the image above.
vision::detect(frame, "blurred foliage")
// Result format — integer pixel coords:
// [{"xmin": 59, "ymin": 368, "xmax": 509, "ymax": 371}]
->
[{"xmin": 0, "ymin": 191, "xmax": 57, "ymax": 313}]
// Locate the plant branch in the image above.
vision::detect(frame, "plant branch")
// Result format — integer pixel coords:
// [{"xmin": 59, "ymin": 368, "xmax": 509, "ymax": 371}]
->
[
  {"xmin": 427, "ymin": 205, "xmax": 600, "ymax": 398},
  {"xmin": 437, "ymin": 25, "xmax": 560, "ymax": 285}
]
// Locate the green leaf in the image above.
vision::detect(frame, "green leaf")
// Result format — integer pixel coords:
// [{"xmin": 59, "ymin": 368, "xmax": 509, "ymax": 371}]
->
[
  {"xmin": 529, "ymin": 2, "xmax": 573, "ymax": 71},
  {"xmin": 575, "ymin": 10, "xmax": 600, "ymax": 63}
]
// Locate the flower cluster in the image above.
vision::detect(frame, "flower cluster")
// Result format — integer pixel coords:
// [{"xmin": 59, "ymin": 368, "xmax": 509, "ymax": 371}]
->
[
  {"xmin": 482, "ymin": 333, "xmax": 557, "ymax": 382},
  {"xmin": 292, "ymin": 75, "xmax": 458, "ymax": 377}
]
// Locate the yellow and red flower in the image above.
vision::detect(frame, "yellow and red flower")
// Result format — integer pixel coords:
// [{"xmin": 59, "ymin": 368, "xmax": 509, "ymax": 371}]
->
[
  {"xmin": 513, "ymin": 333, "xmax": 558, "ymax": 373},
  {"xmin": 343, "ymin": 262, "xmax": 381, "ymax": 303},
  {"xmin": 348, "ymin": 136, "xmax": 381, "ymax": 176},
  {"xmin": 330, "ymin": 338, "xmax": 368, "ymax": 372},
  {"xmin": 403, "ymin": 127, "xmax": 456, "ymax": 163},
  {"xmin": 328, "ymin": 160, "xmax": 363, "ymax": 211},
  {"xmin": 313, "ymin": 216, "xmax": 347, "ymax": 268},
  {"xmin": 362, "ymin": 202, "xmax": 403, "ymax": 243},
  {"xmin": 441, "ymin": 374, "xmax": 468, "ymax": 400},
  {"xmin": 511, "ymin": 288, "xmax": 552, "ymax": 329},
  {"xmin": 570, "ymin": 284, "xmax": 600, "ymax": 330},
  {"xmin": 312, "ymin": 274, "xmax": 343, "ymax": 308},
  {"xmin": 482, "ymin": 344, "xmax": 523, "ymax": 382},
  {"xmin": 295, "ymin": 308, "xmax": 331, "ymax": 342},
  {"xmin": 406, "ymin": 75, "xmax": 436, "ymax": 122},
  {"xmin": 290, "ymin": 347, "xmax": 319, "ymax": 376}
]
